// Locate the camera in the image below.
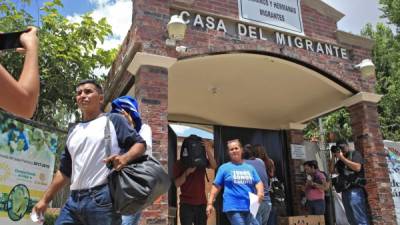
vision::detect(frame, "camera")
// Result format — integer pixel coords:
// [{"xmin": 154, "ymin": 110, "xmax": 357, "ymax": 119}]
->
[{"xmin": 330, "ymin": 145, "xmax": 341, "ymax": 154}]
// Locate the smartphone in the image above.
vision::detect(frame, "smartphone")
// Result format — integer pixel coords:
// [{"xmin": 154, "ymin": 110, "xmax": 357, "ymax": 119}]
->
[{"xmin": 0, "ymin": 30, "xmax": 27, "ymax": 50}]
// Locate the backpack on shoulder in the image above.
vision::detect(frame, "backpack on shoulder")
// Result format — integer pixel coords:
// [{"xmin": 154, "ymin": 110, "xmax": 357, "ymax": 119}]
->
[{"xmin": 180, "ymin": 134, "xmax": 208, "ymax": 168}]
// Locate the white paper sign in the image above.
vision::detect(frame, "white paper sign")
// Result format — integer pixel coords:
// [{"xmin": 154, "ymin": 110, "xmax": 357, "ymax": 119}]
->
[
  {"xmin": 249, "ymin": 192, "xmax": 260, "ymax": 218},
  {"xmin": 291, "ymin": 144, "xmax": 306, "ymax": 159},
  {"xmin": 238, "ymin": 0, "xmax": 304, "ymax": 35}
]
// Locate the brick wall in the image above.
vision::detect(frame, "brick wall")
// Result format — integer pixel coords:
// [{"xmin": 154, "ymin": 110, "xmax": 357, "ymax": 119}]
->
[
  {"xmin": 348, "ymin": 102, "xmax": 396, "ymax": 225},
  {"xmin": 286, "ymin": 129, "xmax": 307, "ymax": 216},
  {"xmin": 134, "ymin": 65, "xmax": 169, "ymax": 225}
]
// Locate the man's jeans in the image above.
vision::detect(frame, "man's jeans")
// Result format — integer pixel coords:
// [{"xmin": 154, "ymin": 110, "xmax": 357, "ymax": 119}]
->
[
  {"xmin": 342, "ymin": 187, "xmax": 370, "ymax": 225},
  {"xmin": 226, "ymin": 211, "xmax": 259, "ymax": 225},
  {"xmin": 306, "ymin": 199, "xmax": 325, "ymax": 215},
  {"xmin": 256, "ymin": 200, "xmax": 272, "ymax": 225},
  {"xmin": 122, "ymin": 211, "xmax": 141, "ymax": 225},
  {"xmin": 56, "ymin": 184, "xmax": 121, "ymax": 225}
]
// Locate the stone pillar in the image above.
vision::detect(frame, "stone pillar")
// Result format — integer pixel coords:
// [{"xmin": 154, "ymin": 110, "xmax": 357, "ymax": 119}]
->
[
  {"xmin": 134, "ymin": 65, "xmax": 169, "ymax": 225},
  {"xmin": 286, "ymin": 129, "xmax": 307, "ymax": 215},
  {"xmin": 347, "ymin": 101, "xmax": 396, "ymax": 225}
]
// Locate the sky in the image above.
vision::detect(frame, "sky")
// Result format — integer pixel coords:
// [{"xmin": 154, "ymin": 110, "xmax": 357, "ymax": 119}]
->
[{"xmin": 17, "ymin": 0, "xmax": 392, "ymax": 139}]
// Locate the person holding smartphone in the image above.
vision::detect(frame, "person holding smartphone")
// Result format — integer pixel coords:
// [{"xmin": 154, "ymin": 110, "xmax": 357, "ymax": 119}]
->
[{"xmin": 0, "ymin": 26, "xmax": 39, "ymax": 118}]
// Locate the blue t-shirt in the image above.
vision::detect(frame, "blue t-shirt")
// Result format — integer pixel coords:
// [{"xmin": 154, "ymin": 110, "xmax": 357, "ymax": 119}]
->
[{"xmin": 214, "ymin": 162, "xmax": 261, "ymax": 212}]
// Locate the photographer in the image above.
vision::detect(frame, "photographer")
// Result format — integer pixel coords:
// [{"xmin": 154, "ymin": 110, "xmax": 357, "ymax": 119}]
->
[
  {"xmin": 330, "ymin": 140, "xmax": 370, "ymax": 225},
  {"xmin": 0, "ymin": 27, "xmax": 39, "ymax": 118}
]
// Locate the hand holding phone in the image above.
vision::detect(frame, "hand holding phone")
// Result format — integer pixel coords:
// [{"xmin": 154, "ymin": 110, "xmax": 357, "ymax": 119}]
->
[{"xmin": 0, "ymin": 30, "xmax": 27, "ymax": 50}]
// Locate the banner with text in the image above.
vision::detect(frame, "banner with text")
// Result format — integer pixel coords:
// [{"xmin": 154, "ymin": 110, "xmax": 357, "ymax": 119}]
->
[
  {"xmin": 383, "ymin": 140, "xmax": 400, "ymax": 225},
  {"xmin": 238, "ymin": 0, "xmax": 304, "ymax": 35},
  {"xmin": 0, "ymin": 111, "xmax": 63, "ymax": 225}
]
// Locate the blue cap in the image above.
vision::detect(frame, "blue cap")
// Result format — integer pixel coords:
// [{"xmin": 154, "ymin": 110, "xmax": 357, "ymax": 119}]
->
[{"xmin": 111, "ymin": 96, "xmax": 142, "ymax": 132}]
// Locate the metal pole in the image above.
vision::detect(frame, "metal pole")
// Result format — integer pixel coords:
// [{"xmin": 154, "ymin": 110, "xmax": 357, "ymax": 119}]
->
[{"xmin": 319, "ymin": 118, "xmax": 335, "ymax": 225}]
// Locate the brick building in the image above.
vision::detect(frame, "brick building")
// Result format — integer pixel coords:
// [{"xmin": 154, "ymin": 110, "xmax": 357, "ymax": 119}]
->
[{"xmin": 103, "ymin": 1, "xmax": 396, "ymax": 225}]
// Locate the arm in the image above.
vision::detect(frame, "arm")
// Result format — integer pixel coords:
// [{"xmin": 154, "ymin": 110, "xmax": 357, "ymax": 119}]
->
[
  {"xmin": 174, "ymin": 167, "xmax": 196, "ymax": 187},
  {"xmin": 0, "ymin": 27, "xmax": 39, "ymax": 118},
  {"xmin": 33, "ymin": 170, "xmax": 70, "ymax": 216},
  {"xmin": 255, "ymin": 181, "xmax": 264, "ymax": 203},
  {"xmin": 104, "ymin": 142, "xmax": 146, "ymax": 171},
  {"xmin": 203, "ymin": 140, "xmax": 217, "ymax": 170},
  {"xmin": 336, "ymin": 152, "xmax": 362, "ymax": 172},
  {"xmin": 206, "ymin": 184, "xmax": 221, "ymax": 216},
  {"xmin": 104, "ymin": 114, "xmax": 146, "ymax": 170},
  {"xmin": 307, "ymin": 178, "xmax": 328, "ymax": 191}
]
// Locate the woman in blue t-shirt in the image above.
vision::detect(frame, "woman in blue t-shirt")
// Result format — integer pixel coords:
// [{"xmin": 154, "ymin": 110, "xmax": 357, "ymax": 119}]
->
[{"xmin": 206, "ymin": 139, "xmax": 264, "ymax": 225}]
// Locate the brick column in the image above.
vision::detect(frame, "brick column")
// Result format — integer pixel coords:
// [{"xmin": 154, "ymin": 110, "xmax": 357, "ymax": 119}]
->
[
  {"xmin": 134, "ymin": 65, "xmax": 169, "ymax": 225},
  {"xmin": 286, "ymin": 129, "xmax": 307, "ymax": 215},
  {"xmin": 347, "ymin": 101, "xmax": 396, "ymax": 225}
]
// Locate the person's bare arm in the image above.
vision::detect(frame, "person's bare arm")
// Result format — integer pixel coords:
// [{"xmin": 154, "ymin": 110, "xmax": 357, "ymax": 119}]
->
[
  {"xmin": 104, "ymin": 142, "xmax": 146, "ymax": 171},
  {"xmin": 206, "ymin": 185, "xmax": 221, "ymax": 216},
  {"xmin": 336, "ymin": 152, "xmax": 362, "ymax": 172},
  {"xmin": 0, "ymin": 27, "xmax": 39, "ymax": 118},
  {"xmin": 255, "ymin": 181, "xmax": 264, "ymax": 203},
  {"xmin": 33, "ymin": 170, "xmax": 70, "ymax": 216},
  {"xmin": 204, "ymin": 140, "xmax": 217, "ymax": 170}
]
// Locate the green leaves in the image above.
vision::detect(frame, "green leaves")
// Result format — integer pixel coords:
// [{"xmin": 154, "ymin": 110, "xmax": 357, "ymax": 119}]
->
[{"xmin": 0, "ymin": 0, "xmax": 117, "ymax": 128}]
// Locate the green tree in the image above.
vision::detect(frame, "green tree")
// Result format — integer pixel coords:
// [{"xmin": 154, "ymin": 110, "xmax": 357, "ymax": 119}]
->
[
  {"xmin": 362, "ymin": 22, "xmax": 400, "ymax": 140},
  {"xmin": 0, "ymin": 0, "xmax": 118, "ymax": 128},
  {"xmin": 305, "ymin": 2, "xmax": 400, "ymax": 142}
]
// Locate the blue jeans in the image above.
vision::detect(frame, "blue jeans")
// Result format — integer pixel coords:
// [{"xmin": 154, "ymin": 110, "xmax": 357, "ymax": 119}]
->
[
  {"xmin": 256, "ymin": 200, "xmax": 272, "ymax": 225},
  {"xmin": 226, "ymin": 211, "xmax": 259, "ymax": 225},
  {"xmin": 267, "ymin": 206, "xmax": 277, "ymax": 225},
  {"xmin": 122, "ymin": 211, "xmax": 141, "ymax": 225},
  {"xmin": 342, "ymin": 187, "xmax": 370, "ymax": 225},
  {"xmin": 306, "ymin": 199, "xmax": 325, "ymax": 215},
  {"xmin": 56, "ymin": 184, "xmax": 121, "ymax": 225}
]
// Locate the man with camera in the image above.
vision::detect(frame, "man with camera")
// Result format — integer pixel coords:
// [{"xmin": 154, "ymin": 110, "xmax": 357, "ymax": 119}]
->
[{"xmin": 330, "ymin": 140, "xmax": 370, "ymax": 225}]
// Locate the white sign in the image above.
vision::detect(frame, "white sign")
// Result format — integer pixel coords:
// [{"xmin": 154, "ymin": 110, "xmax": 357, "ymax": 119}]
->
[
  {"xmin": 0, "ymin": 113, "xmax": 59, "ymax": 225},
  {"xmin": 238, "ymin": 0, "xmax": 304, "ymax": 35},
  {"xmin": 291, "ymin": 144, "xmax": 306, "ymax": 159}
]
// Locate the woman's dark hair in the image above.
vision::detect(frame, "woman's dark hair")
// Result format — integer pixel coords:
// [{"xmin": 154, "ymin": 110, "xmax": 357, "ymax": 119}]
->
[{"xmin": 253, "ymin": 144, "xmax": 269, "ymax": 161}]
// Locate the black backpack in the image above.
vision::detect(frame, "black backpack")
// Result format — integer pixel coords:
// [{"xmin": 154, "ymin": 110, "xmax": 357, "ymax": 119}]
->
[{"xmin": 180, "ymin": 135, "xmax": 208, "ymax": 168}]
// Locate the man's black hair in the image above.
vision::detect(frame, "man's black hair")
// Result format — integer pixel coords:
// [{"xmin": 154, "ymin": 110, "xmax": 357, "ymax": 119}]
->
[
  {"xmin": 303, "ymin": 160, "xmax": 319, "ymax": 169},
  {"xmin": 336, "ymin": 139, "xmax": 348, "ymax": 147},
  {"xmin": 76, "ymin": 79, "xmax": 103, "ymax": 94}
]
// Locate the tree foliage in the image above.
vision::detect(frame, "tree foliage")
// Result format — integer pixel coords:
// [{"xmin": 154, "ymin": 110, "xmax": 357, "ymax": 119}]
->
[
  {"xmin": 362, "ymin": 22, "xmax": 400, "ymax": 140},
  {"xmin": 0, "ymin": 0, "xmax": 118, "ymax": 128},
  {"xmin": 305, "ymin": 1, "xmax": 400, "ymax": 142}
]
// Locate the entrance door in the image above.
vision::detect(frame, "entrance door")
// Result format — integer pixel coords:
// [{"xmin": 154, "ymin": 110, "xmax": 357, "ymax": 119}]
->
[
  {"xmin": 213, "ymin": 125, "xmax": 290, "ymax": 225},
  {"xmin": 168, "ymin": 125, "xmax": 178, "ymax": 225}
]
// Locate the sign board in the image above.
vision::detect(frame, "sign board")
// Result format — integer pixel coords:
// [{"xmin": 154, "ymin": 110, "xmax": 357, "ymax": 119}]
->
[
  {"xmin": 291, "ymin": 144, "xmax": 306, "ymax": 159},
  {"xmin": 238, "ymin": 0, "xmax": 304, "ymax": 35},
  {"xmin": 0, "ymin": 111, "xmax": 64, "ymax": 225},
  {"xmin": 177, "ymin": 10, "xmax": 349, "ymax": 60},
  {"xmin": 383, "ymin": 140, "xmax": 400, "ymax": 225}
]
